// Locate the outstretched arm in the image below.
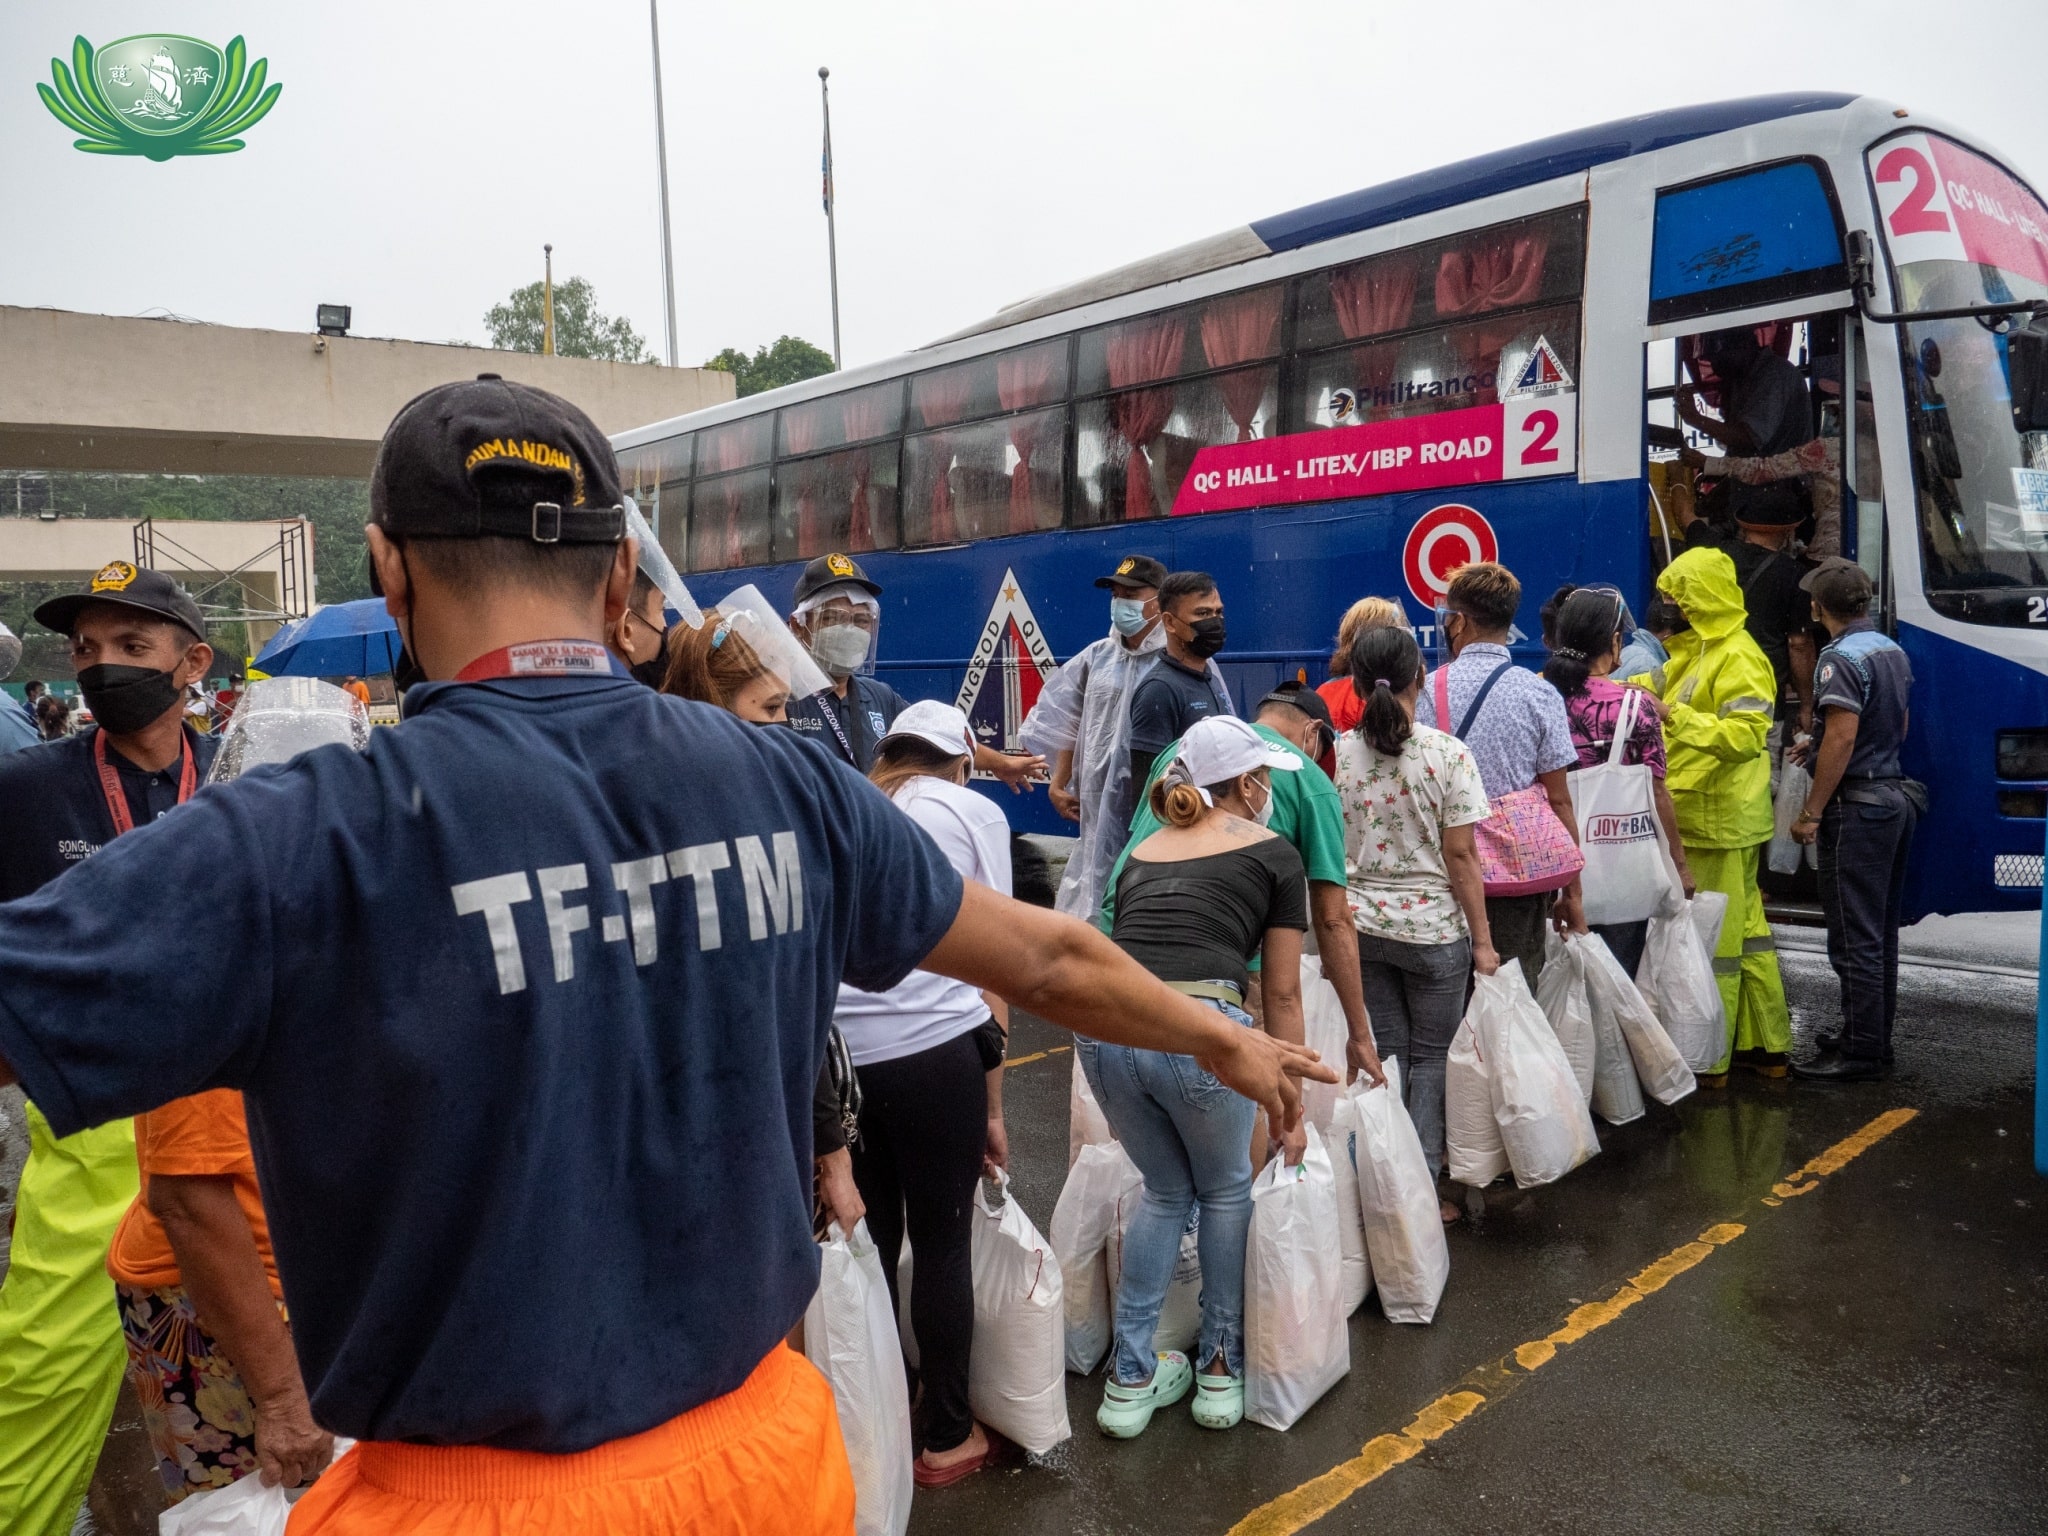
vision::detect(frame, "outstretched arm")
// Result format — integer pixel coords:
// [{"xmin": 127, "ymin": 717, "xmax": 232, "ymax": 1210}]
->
[{"xmin": 921, "ymin": 881, "xmax": 1335, "ymax": 1130}]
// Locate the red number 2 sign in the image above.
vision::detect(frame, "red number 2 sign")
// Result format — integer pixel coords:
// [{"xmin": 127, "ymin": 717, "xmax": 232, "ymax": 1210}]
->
[
  {"xmin": 1519, "ymin": 408, "xmax": 1560, "ymax": 465},
  {"xmin": 1876, "ymin": 145, "xmax": 1952, "ymax": 236}
]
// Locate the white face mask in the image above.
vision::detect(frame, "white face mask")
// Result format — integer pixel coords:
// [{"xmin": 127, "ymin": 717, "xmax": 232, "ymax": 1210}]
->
[
  {"xmin": 809, "ymin": 623, "xmax": 871, "ymax": 677},
  {"xmin": 1249, "ymin": 774, "xmax": 1274, "ymax": 827}
]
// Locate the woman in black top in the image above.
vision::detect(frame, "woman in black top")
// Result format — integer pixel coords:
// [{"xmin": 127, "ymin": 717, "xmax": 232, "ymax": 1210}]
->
[{"xmin": 1086, "ymin": 717, "xmax": 1309, "ymax": 1441}]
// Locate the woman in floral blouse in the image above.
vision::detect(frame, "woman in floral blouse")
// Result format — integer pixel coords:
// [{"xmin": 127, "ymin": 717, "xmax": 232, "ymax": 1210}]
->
[{"xmin": 1335, "ymin": 626, "xmax": 1497, "ymax": 1222}]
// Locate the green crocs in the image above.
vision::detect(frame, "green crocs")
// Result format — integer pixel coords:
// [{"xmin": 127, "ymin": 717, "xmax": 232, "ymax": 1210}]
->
[
  {"xmin": 1192, "ymin": 1370, "xmax": 1244, "ymax": 1430},
  {"xmin": 1097, "ymin": 1351, "xmax": 1194, "ymax": 1439}
]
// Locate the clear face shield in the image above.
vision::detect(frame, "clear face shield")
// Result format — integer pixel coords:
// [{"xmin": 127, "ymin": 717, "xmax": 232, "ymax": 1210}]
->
[
  {"xmin": 622, "ymin": 497, "xmax": 703, "ymax": 631},
  {"xmin": 206, "ymin": 676, "xmax": 371, "ymax": 785},
  {"xmin": 1576, "ymin": 584, "xmax": 1636, "ymax": 662},
  {"xmin": 791, "ymin": 584, "xmax": 881, "ymax": 681},
  {"xmin": 709, "ymin": 584, "xmax": 832, "ymax": 704}
]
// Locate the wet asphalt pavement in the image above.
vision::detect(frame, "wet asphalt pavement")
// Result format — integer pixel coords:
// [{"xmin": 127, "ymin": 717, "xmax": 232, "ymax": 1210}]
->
[{"xmin": 916, "ymin": 948, "xmax": 2048, "ymax": 1536}]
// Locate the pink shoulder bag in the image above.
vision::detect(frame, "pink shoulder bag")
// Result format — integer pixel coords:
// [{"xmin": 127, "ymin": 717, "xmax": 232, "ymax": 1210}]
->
[{"xmin": 1435, "ymin": 665, "xmax": 1585, "ymax": 898}]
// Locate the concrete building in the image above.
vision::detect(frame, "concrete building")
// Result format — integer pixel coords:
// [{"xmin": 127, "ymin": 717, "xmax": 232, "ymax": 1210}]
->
[{"xmin": 0, "ymin": 306, "xmax": 735, "ymax": 477}]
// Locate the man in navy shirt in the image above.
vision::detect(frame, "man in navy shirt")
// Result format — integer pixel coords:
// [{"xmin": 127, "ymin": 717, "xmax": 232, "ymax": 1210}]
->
[
  {"xmin": 0, "ymin": 565, "xmax": 220, "ymax": 1534},
  {"xmin": 1788, "ymin": 559, "xmax": 1918, "ymax": 1082},
  {"xmin": 0, "ymin": 378, "xmax": 1327, "ymax": 1535},
  {"xmin": 1127, "ymin": 570, "xmax": 1234, "ymax": 786}
]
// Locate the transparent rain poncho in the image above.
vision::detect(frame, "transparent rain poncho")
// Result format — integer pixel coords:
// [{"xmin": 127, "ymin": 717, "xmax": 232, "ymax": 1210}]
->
[
  {"xmin": 1020, "ymin": 623, "xmax": 1238, "ymax": 923},
  {"xmin": 206, "ymin": 676, "xmax": 370, "ymax": 784}
]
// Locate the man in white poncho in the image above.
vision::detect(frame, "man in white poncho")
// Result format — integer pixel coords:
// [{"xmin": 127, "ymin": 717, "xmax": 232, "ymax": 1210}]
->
[{"xmin": 1023, "ymin": 556, "xmax": 1224, "ymax": 920}]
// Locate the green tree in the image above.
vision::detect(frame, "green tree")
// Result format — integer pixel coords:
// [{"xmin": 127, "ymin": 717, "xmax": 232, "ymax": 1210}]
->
[
  {"xmin": 704, "ymin": 336, "xmax": 837, "ymax": 397},
  {"xmin": 484, "ymin": 277, "xmax": 653, "ymax": 362}
]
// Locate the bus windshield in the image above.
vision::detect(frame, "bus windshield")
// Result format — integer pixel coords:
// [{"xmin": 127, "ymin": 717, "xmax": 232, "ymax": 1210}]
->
[{"xmin": 1869, "ymin": 132, "xmax": 2048, "ymax": 613}]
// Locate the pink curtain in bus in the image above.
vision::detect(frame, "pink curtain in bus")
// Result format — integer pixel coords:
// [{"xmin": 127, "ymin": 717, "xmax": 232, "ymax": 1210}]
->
[
  {"xmin": 1199, "ymin": 289, "xmax": 1281, "ymax": 441},
  {"xmin": 998, "ymin": 348, "xmax": 1059, "ymax": 533},
  {"xmin": 1436, "ymin": 229, "xmax": 1549, "ymax": 316},
  {"xmin": 781, "ymin": 410, "xmax": 824, "ymax": 557},
  {"xmin": 1330, "ymin": 256, "xmax": 1417, "ymax": 339},
  {"xmin": 912, "ymin": 372, "xmax": 973, "ymax": 544},
  {"xmin": 707, "ymin": 428, "xmax": 757, "ymax": 569},
  {"xmin": 1106, "ymin": 317, "xmax": 1183, "ymax": 520},
  {"xmin": 842, "ymin": 394, "xmax": 894, "ymax": 551}
]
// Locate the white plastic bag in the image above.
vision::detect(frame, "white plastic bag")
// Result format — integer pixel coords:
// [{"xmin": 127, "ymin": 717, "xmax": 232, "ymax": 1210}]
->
[
  {"xmin": 1323, "ymin": 1088, "xmax": 1375, "ymax": 1314},
  {"xmin": 1109, "ymin": 1194, "xmax": 1202, "ymax": 1355},
  {"xmin": 1689, "ymin": 888, "xmax": 1730, "ymax": 958},
  {"xmin": 1298, "ymin": 953, "xmax": 1351, "ymax": 1131},
  {"xmin": 1049, "ymin": 1139, "xmax": 1143, "ymax": 1373},
  {"xmin": 805, "ymin": 1221, "xmax": 914, "ymax": 1536},
  {"xmin": 1068, "ymin": 1050, "xmax": 1114, "ymax": 1167},
  {"xmin": 1349, "ymin": 1060, "xmax": 1450, "ymax": 1324},
  {"xmin": 1477, "ymin": 963, "xmax": 1600, "ymax": 1189},
  {"xmin": 1769, "ymin": 760, "xmax": 1812, "ymax": 874},
  {"xmin": 1244, "ymin": 1127, "xmax": 1350, "ymax": 1430},
  {"xmin": 1444, "ymin": 1020, "xmax": 1508, "ymax": 1187},
  {"xmin": 1536, "ymin": 931, "xmax": 1597, "ymax": 1103},
  {"xmin": 1580, "ymin": 933, "xmax": 1695, "ymax": 1105},
  {"xmin": 1585, "ymin": 941, "xmax": 1648, "ymax": 1126},
  {"xmin": 1567, "ymin": 687, "xmax": 1674, "ymax": 924},
  {"xmin": 968, "ymin": 1171, "xmax": 1072, "ymax": 1455},
  {"xmin": 157, "ymin": 1443, "xmax": 356, "ymax": 1534},
  {"xmin": 1638, "ymin": 899, "xmax": 1727, "ymax": 1072}
]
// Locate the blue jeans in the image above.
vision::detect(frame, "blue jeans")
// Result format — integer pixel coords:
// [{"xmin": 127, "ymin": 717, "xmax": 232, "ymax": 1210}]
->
[{"xmin": 1077, "ymin": 996, "xmax": 1258, "ymax": 1385}]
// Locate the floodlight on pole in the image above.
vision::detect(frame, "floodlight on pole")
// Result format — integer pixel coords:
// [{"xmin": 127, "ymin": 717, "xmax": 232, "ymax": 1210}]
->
[
  {"xmin": 650, "ymin": 0, "xmax": 679, "ymax": 367},
  {"xmin": 819, "ymin": 66, "xmax": 842, "ymax": 370}
]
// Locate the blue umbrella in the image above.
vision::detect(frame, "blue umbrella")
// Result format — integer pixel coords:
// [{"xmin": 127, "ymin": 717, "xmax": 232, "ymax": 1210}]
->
[{"xmin": 254, "ymin": 599, "xmax": 402, "ymax": 678}]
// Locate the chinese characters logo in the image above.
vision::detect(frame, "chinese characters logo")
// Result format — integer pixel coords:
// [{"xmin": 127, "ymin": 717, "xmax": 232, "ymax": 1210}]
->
[{"xmin": 37, "ymin": 35, "xmax": 281, "ymax": 161}]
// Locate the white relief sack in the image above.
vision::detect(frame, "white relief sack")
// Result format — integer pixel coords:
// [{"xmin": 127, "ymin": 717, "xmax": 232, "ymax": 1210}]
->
[
  {"xmin": 1580, "ymin": 932, "xmax": 1696, "ymax": 1105},
  {"xmin": 1444, "ymin": 1018, "xmax": 1509, "ymax": 1187},
  {"xmin": 1349, "ymin": 1060, "xmax": 1450, "ymax": 1325},
  {"xmin": 1243, "ymin": 1127, "xmax": 1350, "ymax": 1431},
  {"xmin": 1638, "ymin": 898, "xmax": 1728, "ymax": 1072},
  {"xmin": 1323, "ymin": 1088, "xmax": 1376, "ymax": 1314},
  {"xmin": 1048, "ymin": 1139, "xmax": 1143, "ymax": 1373},
  {"xmin": 967, "ymin": 1171, "xmax": 1071, "ymax": 1455},
  {"xmin": 1476, "ymin": 962, "xmax": 1600, "ymax": 1189},
  {"xmin": 1068, "ymin": 1050, "xmax": 1114, "ymax": 1168},
  {"xmin": 1298, "ymin": 952, "xmax": 1351, "ymax": 1131},
  {"xmin": 805, "ymin": 1221, "xmax": 914, "ymax": 1536},
  {"xmin": 1537, "ymin": 929, "xmax": 1597, "ymax": 1103}
]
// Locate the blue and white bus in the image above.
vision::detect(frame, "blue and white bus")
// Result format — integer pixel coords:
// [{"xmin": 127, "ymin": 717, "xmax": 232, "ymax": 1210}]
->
[{"xmin": 614, "ymin": 92, "xmax": 2048, "ymax": 920}]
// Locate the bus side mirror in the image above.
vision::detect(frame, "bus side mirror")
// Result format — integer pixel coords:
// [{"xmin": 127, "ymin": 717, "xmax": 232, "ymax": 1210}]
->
[{"xmin": 2010, "ymin": 320, "xmax": 2048, "ymax": 435}]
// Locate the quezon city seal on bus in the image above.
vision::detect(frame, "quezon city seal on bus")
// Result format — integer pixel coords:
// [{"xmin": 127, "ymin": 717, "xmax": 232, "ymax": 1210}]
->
[
  {"xmin": 37, "ymin": 34, "xmax": 283, "ymax": 161},
  {"xmin": 955, "ymin": 569, "xmax": 1056, "ymax": 776}
]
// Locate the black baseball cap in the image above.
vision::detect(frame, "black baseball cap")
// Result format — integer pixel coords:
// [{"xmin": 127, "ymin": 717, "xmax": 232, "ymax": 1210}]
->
[
  {"xmin": 793, "ymin": 553, "xmax": 882, "ymax": 605},
  {"xmin": 1799, "ymin": 556, "xmax": 1873, "ymax": 597},
  {"xmin": 35, "ymin": 562, "xmax": 206, "ymax": 640},
  {"xmin": 369, "ymin": 375, "xmax": 626, "ymax": 545},
  {"xmin": 1095, "ymin": 554, "xmax": 1168, "ymax": 591},
  {"xmin": 1256, "ymin": 679, "xmax": 1334, "ymax": 733}
]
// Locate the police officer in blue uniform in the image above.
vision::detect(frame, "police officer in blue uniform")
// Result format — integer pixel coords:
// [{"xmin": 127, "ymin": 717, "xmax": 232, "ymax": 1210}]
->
[
  {"xmin": 782, "ymin": 553, "xmax": 1046, "ymax": 786},
  {"xmin": 1788, "ymin": 559, "xmax": 1919, "ymax": 1082}
]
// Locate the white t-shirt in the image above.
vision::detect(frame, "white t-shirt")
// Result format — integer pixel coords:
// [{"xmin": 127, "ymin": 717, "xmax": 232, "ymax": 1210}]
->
[{"xmin": 833, "ymin": 775, "xmax": 1012, "ymax": 1066}]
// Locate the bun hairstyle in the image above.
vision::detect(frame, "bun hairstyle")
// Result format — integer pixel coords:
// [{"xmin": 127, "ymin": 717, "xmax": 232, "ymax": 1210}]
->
[
  {"xmin": 1541, "ymin": 588, "xmax": 1626, "ymax": 701},
  {"xmin": 661, "ymin": 607, "xmax": 769, "ymax": 709},
  {"xmin": 1350, "ymin": 625, "xmax": 1422, "ymax": 757},
  {"xmin": 1148, "ymin": 761, "xmax": 1236, "ymax": 828}
]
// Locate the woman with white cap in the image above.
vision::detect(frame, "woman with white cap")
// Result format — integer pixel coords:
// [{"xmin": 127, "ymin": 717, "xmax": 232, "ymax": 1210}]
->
[
  {"xmin": 831, "ymin": 700, "xmax": 1014, "ymax": 1487},
  {"xmin": 1087, "ymin": 715, "xmax": 1309, "ymax": 1439}
]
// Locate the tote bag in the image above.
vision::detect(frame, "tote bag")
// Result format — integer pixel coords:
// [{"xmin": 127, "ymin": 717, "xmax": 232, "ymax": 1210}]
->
[
  {"xmin": 1436, "ymin": 667, "xmax": 1584, "ymax": 898},
  {"xmin": 1566, "ymin": 687, "xmax": 1675, "ymax": 925}
]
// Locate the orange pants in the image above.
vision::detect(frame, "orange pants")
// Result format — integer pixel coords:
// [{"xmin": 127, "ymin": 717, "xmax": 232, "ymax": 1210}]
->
[{"xmin": 287, "ymin": 1346, "xmax": 854, "ymax": 1535}]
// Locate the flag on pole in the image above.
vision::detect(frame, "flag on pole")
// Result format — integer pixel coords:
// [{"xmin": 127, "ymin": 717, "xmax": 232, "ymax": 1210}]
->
[{"xmin": 821, "ymin": 135, "xmax": 833, "ymax": 215}]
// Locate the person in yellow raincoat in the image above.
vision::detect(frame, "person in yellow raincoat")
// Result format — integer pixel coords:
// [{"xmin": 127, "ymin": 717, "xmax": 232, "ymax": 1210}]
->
[
  {"xmin": 0, "ymin": 1106, "xmax": 137, "ymax": 1536},
  {"xmin": 1650, "ymin": 545, "xmax": 1791, "ymax": 1081}
]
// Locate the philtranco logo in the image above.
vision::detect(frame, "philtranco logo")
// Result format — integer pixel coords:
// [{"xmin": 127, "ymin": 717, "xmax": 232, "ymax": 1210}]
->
[{"xmin": 37, "ymin": 34, "xmax": 282, "ymax": 161}]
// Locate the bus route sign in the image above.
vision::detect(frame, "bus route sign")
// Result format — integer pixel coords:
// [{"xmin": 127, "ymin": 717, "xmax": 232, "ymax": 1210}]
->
[{"xmin": 1170, "ymin": 395, "xmax": 1575, "ymax": 518}]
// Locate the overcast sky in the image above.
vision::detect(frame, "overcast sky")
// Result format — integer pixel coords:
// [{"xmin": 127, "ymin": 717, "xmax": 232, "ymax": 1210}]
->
[{"xmin": 3, "ymin": 1, "xmax": 2043, "ymax": 374}]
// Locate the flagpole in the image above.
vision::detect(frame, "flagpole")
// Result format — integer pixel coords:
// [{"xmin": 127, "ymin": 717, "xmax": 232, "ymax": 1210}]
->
[
  {"xmin": 819, "ymin": 65, "xmax": 842, "ymax": 370},
  {"xmin": 649, "ymin": 0, "xmax": 679, "ymax": 367}
]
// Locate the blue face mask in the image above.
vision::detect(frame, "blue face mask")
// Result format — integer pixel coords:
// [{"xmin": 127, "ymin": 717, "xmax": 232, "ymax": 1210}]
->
[{"xmin": 1110, "ymin": 597, "xmax": 1151, "ymax": 636}]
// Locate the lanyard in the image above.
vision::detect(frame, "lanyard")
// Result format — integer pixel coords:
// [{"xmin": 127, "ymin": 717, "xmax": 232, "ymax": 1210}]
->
[
  {"xmin": 455, "ymin": 639, "xmax": 618, "ymax": 682},
  {"xmin": 94, "ymin": 728, "xmax": 196, "ymax": 838}
]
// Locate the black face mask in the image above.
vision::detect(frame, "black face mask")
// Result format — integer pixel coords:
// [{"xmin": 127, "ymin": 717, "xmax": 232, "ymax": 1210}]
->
[
  {"xmin": 1185, "ymin": 617, "xmax": 1227, "ymax": 659},
  {"xmin": 391, "ymin": 642, "xmax": 426, "ymax": 696},
  {"xmin": 76, "ymin": 664, "xmax": 185, "ymax": 736},
  {"xmin": 628, "ymin": 624, "xmax": 671, "ymax": 690}
]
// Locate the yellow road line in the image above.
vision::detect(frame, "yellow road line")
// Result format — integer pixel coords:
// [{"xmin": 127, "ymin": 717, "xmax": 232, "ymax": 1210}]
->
[
  {"xmin": 1228, "ymin": 1106, "xmax": 1919, "ymax": 1536},
  {"xmin": 1004, "ymin": 1045, "xmax": 1072, "ymax": 1069}
]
